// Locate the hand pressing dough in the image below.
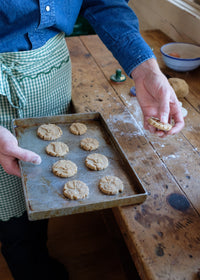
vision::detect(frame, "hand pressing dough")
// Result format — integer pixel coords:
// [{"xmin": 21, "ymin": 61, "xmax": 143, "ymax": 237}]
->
[
  {"xmin": 69, "ymin": 122, "xmax": 87, "ymax": 135},
  {"xmin": 168, "ymin": 78, "xmax": 189, "ymax": 99},
  {"xmin": 99, "ymin": 176, "xmax": 124, "ymax": 195},
  {"xmin": 37, "ymin": 124, "xmax": 63, "ymax": 140},
  {"xmin": 52, "ymin": 160, "xmax": 77, "ymax": 178},
  {"xmin": 85, "ymin": 153, "xmax": 108, "ymax": 171},
  {"xmin": 45, "ymin": 142, "xmax": 69, "ymax": 157},
  {"xmin": 80, "ymin": 138, "xmax": 99, "ymax": 151},
  {"xmin": 148, "ymin": 117, "xmax": 172, "ymax": 131},
  {"xmin": 63, "ymin": 180, "xmax": 89, "ymax": 200}
]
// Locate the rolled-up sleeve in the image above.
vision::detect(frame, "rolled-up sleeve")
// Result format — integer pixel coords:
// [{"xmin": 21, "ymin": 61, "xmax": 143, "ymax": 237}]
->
[{"xmin": 81, "ymin": 0, "xmax": 155, "ymax": 76}]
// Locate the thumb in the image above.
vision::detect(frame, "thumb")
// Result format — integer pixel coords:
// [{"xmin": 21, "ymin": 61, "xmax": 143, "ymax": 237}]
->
[
  {"xmin": 160, "ymin": 111, "xmax": 169, "ymax": 124},
  {"xmin": 11, "ymin": 146, "xmax": 42, "ymax": 165},
  {"xmin": 159, "ymin": 94, "xmax": 170, "ymax": 124}
]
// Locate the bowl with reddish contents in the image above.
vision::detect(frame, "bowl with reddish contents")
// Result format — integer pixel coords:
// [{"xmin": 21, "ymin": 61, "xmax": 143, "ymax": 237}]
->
[{"xmin": 160, "ymin": 42, "xmax": 200, "ymax": 72}]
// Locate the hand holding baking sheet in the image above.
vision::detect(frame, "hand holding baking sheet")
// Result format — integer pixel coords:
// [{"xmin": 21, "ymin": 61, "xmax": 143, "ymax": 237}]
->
[{"xmin": 0, "ymin": 126, "xmax": 41, "ymax": 177}]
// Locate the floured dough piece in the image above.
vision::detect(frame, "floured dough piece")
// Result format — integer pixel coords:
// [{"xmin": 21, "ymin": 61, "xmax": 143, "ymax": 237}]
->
[
  {"xmin": 168, "ymin": 78, "xmax": 189, "ymax": 99},
  {"xmin": 99, "ymin": 176, "xmax": 124, "ymax": 195},
  {"xmin": 37, "ymin": 124, "xmax": 63, "ymax": 140},
  {"xmin": 63, "ymin": 180, "xmax": 89, "ymax": 200},
  {"xmin": 181, "ymin": 107, "xmax": 188, "ymax": 118},
  {"xmin": 45, "ymin": 142, "xmax": 69, "ymax": 157},
  {"xmin": 85, "ymin": 153, "xmax": 108, "ymax": 171},
  {"xmin": 179, "ymin": 101, "xmax": 188, "ymax": 118},
  {"xmin": 80, "ymin": 138, "xmax": 99, "ymax": 151},
  {"xmin": 148, "ymin": 117, "xmax": 172, "ymax": 131},
  {"xmin": 52, "ymin": 160, "xmax": 77, "ymax": 178},
  {"xmin": 69, "ymin": 122, "xmax": 87, "ymax": 135}
]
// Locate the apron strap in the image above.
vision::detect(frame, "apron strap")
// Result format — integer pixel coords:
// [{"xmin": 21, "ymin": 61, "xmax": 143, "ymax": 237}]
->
[{"xmin": 0, "ymin": 62, "xmax": 26, "ymax": 111}]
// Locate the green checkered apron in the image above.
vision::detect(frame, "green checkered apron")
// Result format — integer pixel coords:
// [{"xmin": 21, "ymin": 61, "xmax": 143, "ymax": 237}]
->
[{"xmin": 0, "ymin": 33, "xmax": 71, "ymax": 221}]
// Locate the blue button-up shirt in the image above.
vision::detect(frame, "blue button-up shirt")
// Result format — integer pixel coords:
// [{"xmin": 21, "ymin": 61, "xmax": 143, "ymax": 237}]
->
[{"xmin": 0, "ymin": 0, "xmax": 155, "ymax": 76}]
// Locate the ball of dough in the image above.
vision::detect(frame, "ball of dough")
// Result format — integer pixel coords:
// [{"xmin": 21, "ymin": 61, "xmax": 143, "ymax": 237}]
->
[{"xmin": 168, "ymin": 78, "xmax": 189, "ymax": 99}]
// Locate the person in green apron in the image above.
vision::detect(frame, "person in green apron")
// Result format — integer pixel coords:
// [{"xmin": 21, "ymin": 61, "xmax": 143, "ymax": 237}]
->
[
  {"xmin": 0, "ymin": 1, "xmax": 184, "ymax": 279},
  {"xmin": 0, "ymin": 33, "xmax": 71, "ymax": 280}
]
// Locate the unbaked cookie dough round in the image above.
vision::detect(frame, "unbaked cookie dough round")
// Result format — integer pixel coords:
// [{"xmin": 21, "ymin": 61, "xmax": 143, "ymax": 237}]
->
[
  {"xmin": 80, "ymin": 138, "xmax": 99, "ymax": 151},
  {"xmin": 63, "ymin": 180, "xmax": 89, "ymax": 200},
  {"xmin": 168, "ymin": 77, "xmax": 189, "ymax": 99},
  {"xmin": 52, "ymin": 160, "xmax": 77, "ymax": 178},
  {"xmin": 69, "ymin": 122, "xmax": 87, "ymax": 135},
  {"xmin": 148, "ymin": 117, "xmax": 172, "ymax": 131},
  {"xmin": 99, "ymin": 176, "xmax": 124, "ymax": 195},
  {"xmin": 85, "ymin": 153, "xmax": 108, "ymax": 171},
  {"xmin": 37, "ymin": 124, "xmax": 63, "ymax": 140},
  {"xmin": 45, "ymin": 142, "xmax": 69, "ymax": 157}
]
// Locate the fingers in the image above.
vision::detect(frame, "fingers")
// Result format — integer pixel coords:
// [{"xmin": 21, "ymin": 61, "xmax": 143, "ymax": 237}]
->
[
  {"xmin": 158, "ymin": 91, "xmax": 170, "ymax": 124},
  {"xmin": 0, "ymin": 127, "xmax": 41, "ymax": 177},
  {"xmin": 144, "ymin": 116, "xmax": 168, "ymax": 137},
  {"xmin": 0, "ymin": 154, "xmax": 21, "ymax": 177},
  {"xmin": 0, "ymin": 127, "xmax": 41, "ymax": 165},
  {"xmin": 144, "ymin": 103, "xmax": 184, "ymax": 137},
  {"xmin": 0, "ymin": 147, "xmax": 41, "ymax": 177},
  {"xmin": 168, "ymin": 121, "xmax": 184, "ymax": 135},
  {"xmin": 8, "ymin": 146, "xmax": 42, "ymax": 165},
  {"xmin": 147, "ymin": 85, "xmax": 184, "ymax": 136},
  {"xmin": 167, "ymin": 97, "xmax": 185, "ymax": 135},
  {"xmin": 168, "ymin": 111, "xmax": 185, "ymax": 135},
  {"xmin": 0, "ymin": 146, "xmax": 41, "ymax": 177}
]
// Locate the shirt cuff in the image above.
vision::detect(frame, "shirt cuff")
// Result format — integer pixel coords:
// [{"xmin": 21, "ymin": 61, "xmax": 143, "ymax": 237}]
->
[{"xmin": 111, "ymin": 33, "xmax": 156, "ymax": 77}]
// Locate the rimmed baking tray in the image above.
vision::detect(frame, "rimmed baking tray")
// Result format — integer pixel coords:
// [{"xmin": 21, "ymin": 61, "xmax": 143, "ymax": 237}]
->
[{"xmin": 12, "ymin": 112, "xmax": 147, "ymax": 220}]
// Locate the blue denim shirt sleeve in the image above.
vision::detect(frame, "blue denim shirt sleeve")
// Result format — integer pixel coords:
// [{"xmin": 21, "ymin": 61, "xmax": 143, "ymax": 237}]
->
[
  {"xmin": 0, "ymin": 0, "xmax": 155, "ymax": 76},
  {"xmin": 81, "ymin": 0, "xmax": 155, "ymax": 76}
]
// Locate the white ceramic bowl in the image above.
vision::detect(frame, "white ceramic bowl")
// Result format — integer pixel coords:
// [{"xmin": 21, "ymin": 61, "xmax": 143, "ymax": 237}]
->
[{"xmin": 160, "ymin": 42, "xmax": 200, "ymax": 72}]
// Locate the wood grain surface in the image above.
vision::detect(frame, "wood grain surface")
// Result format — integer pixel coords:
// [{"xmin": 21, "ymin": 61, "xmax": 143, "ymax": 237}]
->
[{"xmin": 67, "ymin": 30, "xmax": 200, "ymax": 280}]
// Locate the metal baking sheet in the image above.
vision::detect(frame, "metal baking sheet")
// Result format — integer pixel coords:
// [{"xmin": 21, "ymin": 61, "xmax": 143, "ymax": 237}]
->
[{"xmin": 12, "ymin": 112, "xmax": 147, "ymax": 220}]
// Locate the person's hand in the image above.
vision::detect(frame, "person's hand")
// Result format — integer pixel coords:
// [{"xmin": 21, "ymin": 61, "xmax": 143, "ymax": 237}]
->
[
  {"xmin": 131, "ymin": 58, "xmax": 184, "ymax": 137},
  {"xmin": 0, "ymin": 126, "xmax": 41, "ymax": 177}
]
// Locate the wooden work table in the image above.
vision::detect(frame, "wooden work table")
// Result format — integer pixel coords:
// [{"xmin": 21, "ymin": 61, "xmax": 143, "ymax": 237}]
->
[{"xmin": 66, "ymin": 30, "xmax": 200, "ymax": 280}]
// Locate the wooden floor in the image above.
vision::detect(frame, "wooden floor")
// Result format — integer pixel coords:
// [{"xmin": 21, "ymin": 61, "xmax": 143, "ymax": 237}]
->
[{"xmin": 0, "ymin": 209, "xmax": 140, "ymax": 280}]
